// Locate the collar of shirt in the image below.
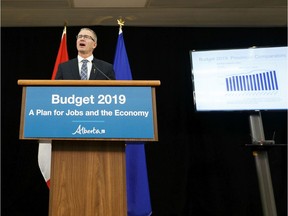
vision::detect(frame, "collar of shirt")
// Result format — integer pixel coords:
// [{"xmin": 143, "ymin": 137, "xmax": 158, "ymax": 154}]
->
[
  {"xmin": 78, "ymin": 55, "xmax": 94, "ymax": 63},
  {"xmin": 77, "ymin": 55, "xmax": 94, "ymax": 79}
]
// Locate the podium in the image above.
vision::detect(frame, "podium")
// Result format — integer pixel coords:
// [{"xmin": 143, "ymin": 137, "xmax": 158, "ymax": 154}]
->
[{"xmin": 18, "ymin": 80, "xmax": 160, "ymax": 216}]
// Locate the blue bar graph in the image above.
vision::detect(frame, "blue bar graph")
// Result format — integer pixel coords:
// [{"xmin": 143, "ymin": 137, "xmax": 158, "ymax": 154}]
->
[
  {"xmin": 272, "ymin": 71, "xmax": 279, "ymax": 90},
  {"xmin": 226, "ymin": 70, "xmax": 278, "ymax": 92}
]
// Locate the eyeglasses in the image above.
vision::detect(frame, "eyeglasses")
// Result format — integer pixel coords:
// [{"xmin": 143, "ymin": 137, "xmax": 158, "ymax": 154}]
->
[{"xmin": 76, "ymin": 34, "xmax": 95, "ymax": 42}]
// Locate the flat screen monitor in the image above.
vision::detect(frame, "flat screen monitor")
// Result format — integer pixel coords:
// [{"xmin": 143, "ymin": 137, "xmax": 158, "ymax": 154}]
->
[{"xmin": 190, "ymin": 46, "xmax": 288, "ymax": 111}]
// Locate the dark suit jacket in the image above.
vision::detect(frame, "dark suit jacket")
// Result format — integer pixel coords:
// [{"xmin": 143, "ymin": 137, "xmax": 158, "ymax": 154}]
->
[{"xmin": 55, "ymin": 58, "xmax": 115, "ymax": 80}]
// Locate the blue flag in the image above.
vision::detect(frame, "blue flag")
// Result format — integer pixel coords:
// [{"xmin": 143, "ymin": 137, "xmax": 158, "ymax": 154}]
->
[{"xmin": 113, "ymin": 29, "xmax": 152, "ymax": 216}]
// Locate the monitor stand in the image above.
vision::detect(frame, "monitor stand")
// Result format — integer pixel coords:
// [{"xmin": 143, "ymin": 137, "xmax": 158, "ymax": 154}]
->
[{"xmin": 248, "ymin": 112, "xmax": 277, "ymax": 216}]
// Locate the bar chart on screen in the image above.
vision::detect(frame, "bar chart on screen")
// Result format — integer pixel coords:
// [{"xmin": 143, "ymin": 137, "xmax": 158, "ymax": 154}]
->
[
  {"xmin": 190, "ymin": 46, "xmax": 288, "ymax": 111},
  {"xmin": 225, "ymin": 70, "xmax": 279, "ymax": 92}
]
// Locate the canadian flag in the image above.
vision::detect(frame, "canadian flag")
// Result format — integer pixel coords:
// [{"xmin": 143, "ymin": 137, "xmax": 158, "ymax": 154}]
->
[{"xmin": 38, "ymin": 26, "xmax": 69, "ymax": 187}]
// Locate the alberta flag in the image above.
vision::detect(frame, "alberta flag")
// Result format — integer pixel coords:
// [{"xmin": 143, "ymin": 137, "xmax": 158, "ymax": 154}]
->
[{"xmin": 114, "ymin": 28, "xmax": 152, "ymax": 216}]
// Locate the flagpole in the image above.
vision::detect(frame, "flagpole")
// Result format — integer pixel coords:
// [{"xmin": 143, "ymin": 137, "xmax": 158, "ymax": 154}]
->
[{"xmin": 117, "ymin": 18, "xmax": 125, "ymax": 34}]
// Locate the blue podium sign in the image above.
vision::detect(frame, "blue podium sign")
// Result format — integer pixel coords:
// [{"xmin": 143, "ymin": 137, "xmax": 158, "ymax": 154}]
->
[{"xmin": 22, "ymin": 86, "xmax": 155, "ymax": 139}]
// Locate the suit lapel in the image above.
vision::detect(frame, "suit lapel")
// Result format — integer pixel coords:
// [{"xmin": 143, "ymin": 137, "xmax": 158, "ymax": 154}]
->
[{"xmin": 72, "ymin": 58, "xmax": 81, "ymax": 80}]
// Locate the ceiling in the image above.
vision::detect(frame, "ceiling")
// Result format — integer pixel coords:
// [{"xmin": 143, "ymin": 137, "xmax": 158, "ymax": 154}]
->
[{"xmin": 1, "ymin": 0, "xmax": 287, "ymax": 27}]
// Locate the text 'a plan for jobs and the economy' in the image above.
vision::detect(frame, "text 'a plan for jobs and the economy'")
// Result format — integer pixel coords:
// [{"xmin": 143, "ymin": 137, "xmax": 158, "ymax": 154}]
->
[{"xmin": 27, "ymin": 93, "xmax": 150, "ymax": 118}]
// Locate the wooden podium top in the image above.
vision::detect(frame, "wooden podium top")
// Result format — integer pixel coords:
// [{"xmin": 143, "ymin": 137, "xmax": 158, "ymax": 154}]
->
[{"xmin": 18, "ymin": 79, "xmax": 161, "ymax": 87}]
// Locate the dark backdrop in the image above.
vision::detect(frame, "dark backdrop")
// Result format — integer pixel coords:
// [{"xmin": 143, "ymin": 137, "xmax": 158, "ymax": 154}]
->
[{"xmin": 1, "ymin": 26, "xmax": 287, "ymax": 216}]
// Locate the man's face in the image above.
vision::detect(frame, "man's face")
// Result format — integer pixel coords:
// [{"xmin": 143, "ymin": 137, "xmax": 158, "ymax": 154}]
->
[{"xmin": 76, "ymin": 29, "xmax": 97, "ymax": 55}]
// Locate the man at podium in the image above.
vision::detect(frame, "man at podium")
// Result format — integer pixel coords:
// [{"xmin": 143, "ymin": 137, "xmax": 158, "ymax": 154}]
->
[{"xmin": 55, "ymin": 27, "xmax": 115, "ymax": 80}]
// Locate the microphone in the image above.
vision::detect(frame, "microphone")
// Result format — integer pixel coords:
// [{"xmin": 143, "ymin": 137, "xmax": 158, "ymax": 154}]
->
[{"xmin": 92, "ymin": 60, "xmax": 111, "ymax": 80}]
